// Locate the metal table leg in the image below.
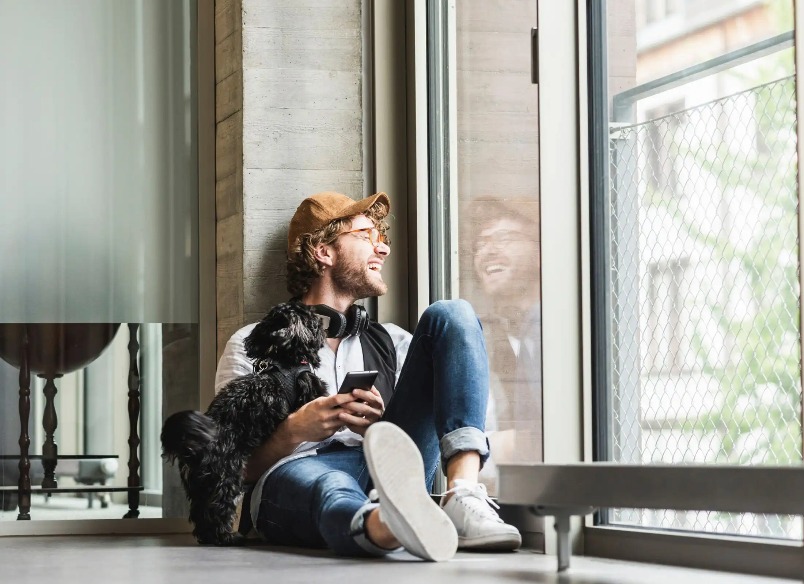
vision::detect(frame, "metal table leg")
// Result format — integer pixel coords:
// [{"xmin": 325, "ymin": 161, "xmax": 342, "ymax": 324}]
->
[
  {"xmin": 554, "ymin": 513, "xmax": 571, "ymax": 571},
  {"xmin": 529, "ymin": 505, "xmax": 596, "ymax": 572}
]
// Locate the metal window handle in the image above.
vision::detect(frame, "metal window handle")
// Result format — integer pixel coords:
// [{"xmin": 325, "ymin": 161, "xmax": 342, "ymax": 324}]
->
[{"xmin": 531, "ymin": 27, "xmax": 539, "ymax": 84}]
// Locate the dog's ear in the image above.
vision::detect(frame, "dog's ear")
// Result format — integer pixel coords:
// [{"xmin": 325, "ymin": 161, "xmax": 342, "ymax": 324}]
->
[
  {"xmin": 245, "ymin": 302, "xmax": 325, "ymax": 365},
  {"xmin": 285, "ymin": 304, "xmax": 326, "ymax": 365},
  {"xmin": 287, "ymin": 308, "xmax": 323, "ymax": 347},
  {"xmin": 244, "ymin": 310, "xmax": 284, "ymax": 359}
]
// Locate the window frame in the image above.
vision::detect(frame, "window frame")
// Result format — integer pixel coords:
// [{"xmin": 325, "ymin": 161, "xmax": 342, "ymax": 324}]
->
[{"xmin": 582, "ymin": 0, "xmax": 804, "ymax": 577}]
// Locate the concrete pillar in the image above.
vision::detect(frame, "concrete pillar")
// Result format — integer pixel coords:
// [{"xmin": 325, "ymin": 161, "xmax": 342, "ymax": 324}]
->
[{"xmin": 214, "ymin": 0, "xmax": 367, "ymax": 357}]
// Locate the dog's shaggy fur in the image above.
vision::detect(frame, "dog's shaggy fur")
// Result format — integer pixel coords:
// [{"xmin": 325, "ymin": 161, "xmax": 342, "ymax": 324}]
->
[{"xmin": 161, "ymin": 301, "xmax": 328, "ymax": 545}]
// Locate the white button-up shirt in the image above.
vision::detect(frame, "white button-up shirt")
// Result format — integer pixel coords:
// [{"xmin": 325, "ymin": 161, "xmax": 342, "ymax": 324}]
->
[{"xmin": 215, "ymin": 321, "xmax": 412, "ymax": 464}]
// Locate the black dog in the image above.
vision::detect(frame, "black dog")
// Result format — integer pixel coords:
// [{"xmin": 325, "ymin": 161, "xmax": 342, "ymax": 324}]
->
[{"xmin": 161, "ymin": 301, "xmax": 328, "ymax": 545}]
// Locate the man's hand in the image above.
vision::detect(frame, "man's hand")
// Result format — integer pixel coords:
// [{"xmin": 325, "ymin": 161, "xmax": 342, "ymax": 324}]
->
[
  {"xmin": 284, "ymin": 394, "xmax": 358, "ymax": 443},
  {"xmin": 244, "ymin": 391, "xmax": 384, "ymax": 482},
  {"xmin": 337, "ymin": 387, "xmax": 385, "ymax": 436},
  {"xmin": 245, "ymin": 394, "xmax": 351, "ymax": 482}
]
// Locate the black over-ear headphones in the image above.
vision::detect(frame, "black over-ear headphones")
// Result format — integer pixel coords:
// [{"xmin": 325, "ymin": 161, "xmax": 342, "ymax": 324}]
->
[{"xmin": 311, "ymin": 304, "xmax": 370, "ymax": 338}]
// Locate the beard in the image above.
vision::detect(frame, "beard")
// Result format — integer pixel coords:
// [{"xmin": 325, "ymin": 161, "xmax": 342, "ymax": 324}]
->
[{"xmin": 331, "ymin": 250, "xmax": 388, "ymax": 300}]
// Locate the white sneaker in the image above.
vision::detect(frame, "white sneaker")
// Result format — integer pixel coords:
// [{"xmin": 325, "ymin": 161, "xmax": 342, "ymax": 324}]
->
[
  {"xmin": 440, "ymin": 479, "xmax": 522, "ymax": 551},
  {"xmin": 364, "ymin": 422, "xmax": 458, "ymax": 562}
]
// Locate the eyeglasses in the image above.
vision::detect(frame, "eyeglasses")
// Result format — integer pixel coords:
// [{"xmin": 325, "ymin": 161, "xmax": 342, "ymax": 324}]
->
[
  {"xmin": 340, "ymin": 227, "xmax": 390, "ymax": 247},
  {"xmin": 472, "ymin": 230, "xmax": 538, "ymax": 254}
]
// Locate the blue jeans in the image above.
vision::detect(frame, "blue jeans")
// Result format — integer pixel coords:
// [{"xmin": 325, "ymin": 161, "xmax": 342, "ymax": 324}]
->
[{"xmin": 253, "ymin": 300, "xmax": 490, "ymax": 556}]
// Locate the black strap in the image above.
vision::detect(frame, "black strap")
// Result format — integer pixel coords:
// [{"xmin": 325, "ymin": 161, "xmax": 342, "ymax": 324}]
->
[
  {"xmin": 254, "ymin": 359, "xmax": 312, "ymax": 386},
  {"xmin": 360, "ymin": 321, "xmax": 397, "ymax": 407}
]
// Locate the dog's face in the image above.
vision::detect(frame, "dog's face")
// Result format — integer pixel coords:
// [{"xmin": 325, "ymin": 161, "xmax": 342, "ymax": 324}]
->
[{"xmin": 244, "ymin": 302, "xmax": 326, "ymax": 369}]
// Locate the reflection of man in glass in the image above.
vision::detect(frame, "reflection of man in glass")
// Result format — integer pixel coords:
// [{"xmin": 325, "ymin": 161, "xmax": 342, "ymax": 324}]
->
[{"xmin": 469, "ymin": 198, "xmax": 542, "ymax": 467}]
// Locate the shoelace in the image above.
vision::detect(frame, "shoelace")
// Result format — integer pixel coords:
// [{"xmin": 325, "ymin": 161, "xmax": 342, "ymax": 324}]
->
[{"xmin": 439, "ymin": 481, "xmax": 503, "ymax": 523}]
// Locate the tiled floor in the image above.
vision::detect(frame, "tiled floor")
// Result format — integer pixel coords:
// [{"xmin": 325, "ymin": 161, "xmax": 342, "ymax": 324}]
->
[{"xmin": 0, "ymin": 534, "xmax": 793, "ymax": 584}]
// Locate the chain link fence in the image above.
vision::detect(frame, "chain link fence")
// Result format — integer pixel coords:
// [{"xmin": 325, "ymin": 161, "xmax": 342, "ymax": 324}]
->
[{"xmin": 607, "ymin": 76, "xmax": 802, "ymax": 538}]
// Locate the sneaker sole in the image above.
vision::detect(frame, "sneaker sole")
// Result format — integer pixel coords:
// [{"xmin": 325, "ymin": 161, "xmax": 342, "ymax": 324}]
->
[
  {"xmin": 364, "ymin": 422, "xmax": 458, "ymax": 562},
  {"xmin": 458, "ymin": 532, "xmax": 522, "ymax": 551}
]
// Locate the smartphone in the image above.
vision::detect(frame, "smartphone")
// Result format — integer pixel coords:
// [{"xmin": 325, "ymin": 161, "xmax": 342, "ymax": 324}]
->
[{"xmin": 337, "ymin": 370, "xmax": 379, "ymax": 394}]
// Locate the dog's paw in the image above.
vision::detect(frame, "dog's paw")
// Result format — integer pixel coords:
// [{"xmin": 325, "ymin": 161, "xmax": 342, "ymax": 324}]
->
[
  {"xmin": 215, "ymin": 532, "xmax": 247, "ymax": 547},
  {"xmin": 193, "ymin": 527, "xmax": 220, "ymax": 546}
]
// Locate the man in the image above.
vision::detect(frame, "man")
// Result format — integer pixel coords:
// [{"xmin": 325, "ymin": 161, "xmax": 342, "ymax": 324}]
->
[
  {"xmin": 470, "ymin": 197, "xmax": 542, "ymax": 468},
  {"xmin": 215, "ymin": 191, "xmax": 521, "ymax": 561}
]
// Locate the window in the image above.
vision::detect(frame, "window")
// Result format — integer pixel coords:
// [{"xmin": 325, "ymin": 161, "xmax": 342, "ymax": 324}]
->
[
  {"xmin": 425, "ymin": 0, "xmax": 542, "ymax": 497},
  {"xmin": 644, "ymin": 0, "xmax": 683, "ymax": 25},
  {"xmin": 645, "ymin": 259, "xmax": 690, "ymax": 374},
  {"xmin": 594, "ymin": 0, "xmax": 801, "ymax": 542}
]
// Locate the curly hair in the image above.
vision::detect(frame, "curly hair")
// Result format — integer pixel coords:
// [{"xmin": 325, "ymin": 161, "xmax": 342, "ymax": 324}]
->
[{"xmin": 286, "ymin": 200, "xmax": 390, "ymax": 297}]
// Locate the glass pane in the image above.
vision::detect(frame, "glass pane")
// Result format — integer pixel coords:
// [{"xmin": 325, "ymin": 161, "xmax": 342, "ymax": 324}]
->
[
  {"xmin": 599, "ymin": 0, "xmax": 801, "ymax": 538},
  {"xmin": 0, "ymin": 0, "xmax": 199, "ymax": 521},
  {"xmin": 453, "ymin": 1, "xmax": 542, "ymax": 496}
]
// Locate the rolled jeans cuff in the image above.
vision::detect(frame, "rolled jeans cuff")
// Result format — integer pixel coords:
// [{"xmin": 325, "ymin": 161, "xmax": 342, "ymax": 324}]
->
[
  {"xmin": 349, "ymin": 502, "xmax": 400, "ymax": 557},
  {"xmin": 439, "ymin": 427, "xmax": 490, "ymax": 474}
]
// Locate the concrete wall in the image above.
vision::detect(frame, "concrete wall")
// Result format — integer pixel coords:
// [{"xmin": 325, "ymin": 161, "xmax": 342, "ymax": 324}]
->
[
  {"xmin": 215, "ymin": 0, "xmax": 245, "ymax": 358},
  {"xmin": 214, "ymin": 0, "xmax": 366, "ymax": 357}
]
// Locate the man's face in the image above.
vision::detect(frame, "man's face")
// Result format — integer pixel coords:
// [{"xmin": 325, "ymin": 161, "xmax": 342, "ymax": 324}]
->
[
  {"xmin": 473, "ymin": 216, "xmax": 540, "ymax": 299},
  {"xmin": 330, "ymin": 214, "xmax": 390, "ymax": 299}
]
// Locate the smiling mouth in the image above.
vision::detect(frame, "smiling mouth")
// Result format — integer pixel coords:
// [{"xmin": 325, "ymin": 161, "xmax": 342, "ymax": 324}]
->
[{"xmin": 484, "ymin": 264, "xmax": 508, "ymax": 275}]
